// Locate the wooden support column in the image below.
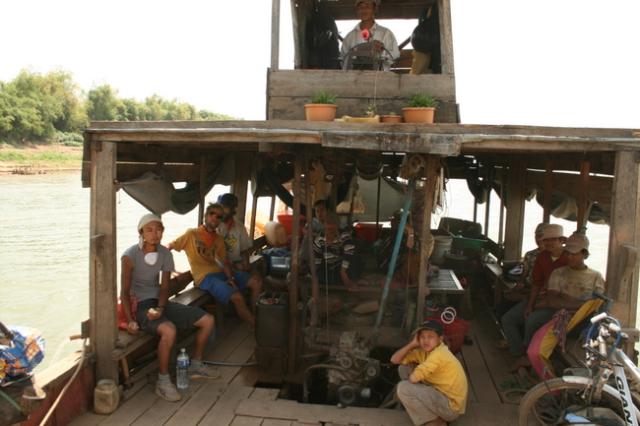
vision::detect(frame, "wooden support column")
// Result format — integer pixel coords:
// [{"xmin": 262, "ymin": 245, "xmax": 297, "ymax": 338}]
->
[
  {"xmin": 438, "ymin": 0, "xmax": 455, "ymax": 76},
  {"xmin": 504, "ymin": 157, "xmax": 526, "ymax": 261},
  {"xmin": 417, "ymin": 156, "xmax": 441, "ymax": 326},
  {"xmin": 270, "ymin": 0, "xmax": 280, "ymax": 70},
  {"xmin": 288, "ymin": 155, "xmax": 303, "ymax": 373},
  {"xmin": 577, "ymin": 161, "xmax": 591, "ymax": 232},
  {"xmin": 543, "ymin": 160, "xmax": 553, "ymax": 223},
  {"xmin": 89, "ymin": 140, "xmax": 118, "ymax": 382},
  {"xmin": 498, "ymin": 168, "xmax": 505, "ymax": 245},
  {"xmin": 232, "ymin": 154, "xmax": 251, "ymax": 224},
  {"xmin": 606, "ymin": 151, "xmax": 640, "ymax": 328},
  {"xmin": 249, "ymin": 195, "xmax": 258, "ymax": 241},
  {"xmin": 483, "ymin": 166, "xmax": 493, "ymax": 238},
  {"xmin": 197, "ymin": 156, "xmax": 207, "ymax": 226}
]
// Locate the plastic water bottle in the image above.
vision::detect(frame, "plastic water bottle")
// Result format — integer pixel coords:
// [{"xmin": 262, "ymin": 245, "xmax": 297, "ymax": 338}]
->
[{"xmin": 176, "ymin": 348, "xmax": 190, "ymax": 390}]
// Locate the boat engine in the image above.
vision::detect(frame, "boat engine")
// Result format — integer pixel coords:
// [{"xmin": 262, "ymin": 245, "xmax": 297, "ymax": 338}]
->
[{"xmin": 325, "ymin": 331, "xmax": 380, "ymax": 406}]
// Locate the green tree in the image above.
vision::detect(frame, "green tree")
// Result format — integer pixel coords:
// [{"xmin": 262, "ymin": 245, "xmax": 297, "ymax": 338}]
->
[{"xmin": 86, "ymin": 84, "xmax": 122, "ymax": 121}]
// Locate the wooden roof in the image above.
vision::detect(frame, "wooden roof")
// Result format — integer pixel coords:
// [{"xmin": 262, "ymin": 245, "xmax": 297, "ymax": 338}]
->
[{"xmin": 85, "ymin": 120, "xmax": 640, "ymax": 156}]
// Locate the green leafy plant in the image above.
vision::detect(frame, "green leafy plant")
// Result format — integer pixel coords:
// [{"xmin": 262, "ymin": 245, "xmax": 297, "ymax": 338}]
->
[
  {"xmin": 309, "ymin": 91, "xmax": 337, "ymax": 105},
  {"xmin": 408, "ymin": 93, "xmax": 437, "ymax": 108}
]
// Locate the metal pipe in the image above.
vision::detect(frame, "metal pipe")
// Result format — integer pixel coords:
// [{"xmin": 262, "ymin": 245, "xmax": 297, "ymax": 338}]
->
[{"xmin": 374, "ymin": 179, "xmax": 415, "ymax": 332}]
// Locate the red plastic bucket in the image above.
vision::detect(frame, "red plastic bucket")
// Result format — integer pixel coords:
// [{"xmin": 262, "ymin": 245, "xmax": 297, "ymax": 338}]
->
[
  {"xmin": 277, "ymin": 214, "xmax": 306, "ymax": 237},
  {"xmin": 354, "ymin": 223, "xmax": 382, "ymax": 243}
]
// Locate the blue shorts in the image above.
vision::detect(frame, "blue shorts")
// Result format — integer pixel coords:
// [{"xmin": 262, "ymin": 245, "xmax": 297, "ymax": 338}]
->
[{"xmin": 199, "ymin": 271, "xmax": 250, "ymax": 305}]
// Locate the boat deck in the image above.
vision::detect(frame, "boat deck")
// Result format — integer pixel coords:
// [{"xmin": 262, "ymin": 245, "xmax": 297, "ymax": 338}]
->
[{"xmin": 71, "ymin": 301, "xmax": 521, "ymax": 426}]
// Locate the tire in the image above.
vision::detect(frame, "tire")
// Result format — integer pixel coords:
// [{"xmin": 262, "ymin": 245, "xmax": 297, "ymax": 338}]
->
[{"xmin": 518, "ymin": 376, "xmax": 640, "ymax": 426}]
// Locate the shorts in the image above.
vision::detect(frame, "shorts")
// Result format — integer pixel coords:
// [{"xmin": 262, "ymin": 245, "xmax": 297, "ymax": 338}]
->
[
  {"xmin": 198, "ymin": 271, "xmax": 250, "ymax": 305},
  {"xmin": 136, "ymin": 299, "xmax": 207, "ymax": 335}
]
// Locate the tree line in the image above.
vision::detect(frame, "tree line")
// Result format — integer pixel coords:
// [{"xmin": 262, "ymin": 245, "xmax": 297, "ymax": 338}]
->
[{"xmin": 0, "ymin": 70, "xmax": 232, "ymax": 145}]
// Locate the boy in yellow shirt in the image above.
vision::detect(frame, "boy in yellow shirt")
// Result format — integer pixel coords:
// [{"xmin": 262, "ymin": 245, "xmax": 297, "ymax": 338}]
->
[{"xmin": 391, "ymin": 320, "xmax": 468, "ymax": 426}]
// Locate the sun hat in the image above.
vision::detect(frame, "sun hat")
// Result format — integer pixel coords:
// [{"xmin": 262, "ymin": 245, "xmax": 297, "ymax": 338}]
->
[
  {"xmin": 534, "ymin": 223, "xmax": 547, "ymax": 236},
  {"xmin": 541, "ymin": 224, "xmax": 564, "ymax": 240},
  {"xmin": 137, "ymin": 213, "xmax": 163, "ymax": 248},
  {"xmin": 138, "ymin": 213, "xmax": 162, "ymax": 232},
  {"xmin": 565, "ymin": 233, "xmax": 590, "ymax": 255},
  {"xmin": 413, "ymin": 320, "xmax": 444, "ymax": 337}
]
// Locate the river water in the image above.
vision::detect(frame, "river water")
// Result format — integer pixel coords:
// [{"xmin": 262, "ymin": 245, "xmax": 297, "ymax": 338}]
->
[{"xmin": 0, "ymin": 172, "xmax": 613, "ymax": 372}]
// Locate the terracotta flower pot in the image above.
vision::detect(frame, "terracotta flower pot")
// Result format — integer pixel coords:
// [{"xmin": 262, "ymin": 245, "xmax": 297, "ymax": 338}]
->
[
  {"xmin": 402, "ymin": 107, "xmax": 436, "ymax": 124},
  {"xmin": 380, "ymin": 114, "xmax": 403, "ymax": 123},
  {"xmin": 304, "ymin": 104, "xmax": 337, "ymax": 121}
]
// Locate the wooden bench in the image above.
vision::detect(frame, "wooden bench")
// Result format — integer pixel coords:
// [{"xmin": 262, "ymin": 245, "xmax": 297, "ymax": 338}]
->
[{"xmin": 111, "ymin": 272, "xmax": 212, "ymax": 387}]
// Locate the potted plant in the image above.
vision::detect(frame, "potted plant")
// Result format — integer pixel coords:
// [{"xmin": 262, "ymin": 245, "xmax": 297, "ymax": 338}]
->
[
  {"xmin": 402, "ymin": 93, "xmax": 437, "ymax": 123},
  {"xmin": 380, "ymin": 111, "xmax": 403, "ymax": 123},
  {"xmin": 304, "ymin": 91, "xmax": 337, "ymax": 121}
]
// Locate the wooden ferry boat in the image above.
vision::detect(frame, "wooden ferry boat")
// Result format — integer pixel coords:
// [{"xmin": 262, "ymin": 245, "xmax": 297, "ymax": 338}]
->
[{"xmin": 11, "ymin": 1, "xmax": 640, "ymax": 425}]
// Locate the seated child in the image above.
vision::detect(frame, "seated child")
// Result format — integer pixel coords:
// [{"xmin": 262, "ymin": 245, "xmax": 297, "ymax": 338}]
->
[{"xmin": 390, "ymin": 320, "xmax": 468, "ymax": 426}]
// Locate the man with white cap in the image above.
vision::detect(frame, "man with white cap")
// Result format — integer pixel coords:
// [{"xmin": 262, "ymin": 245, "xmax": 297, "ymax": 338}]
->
[
  {"xmin": 121, "ymin": 213, "xmax": 218, "ymax": 402},
  {"xmin": 501, "ymin": 223, "xmax": 569, "ymax": 365},
  {"xmin": 535, "ymin": 232, "xmax": 605, "ymax": 310},
  {"xmin": 340, "ymin": 0, "xmax": 400, "ymax": 71}
]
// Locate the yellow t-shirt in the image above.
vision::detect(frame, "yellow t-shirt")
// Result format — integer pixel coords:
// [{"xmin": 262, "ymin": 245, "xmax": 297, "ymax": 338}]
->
[
  {"xmin": 401, "ymin": 343, "xmax": 468, "ymax": 414},
  {"xmin": 170, "ymin": 228, "xmax": 227, "ymax": 286}
]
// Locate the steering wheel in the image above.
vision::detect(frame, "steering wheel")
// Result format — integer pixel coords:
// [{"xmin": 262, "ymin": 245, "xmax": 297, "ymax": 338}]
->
[{"xmin": 342, "ymin": 42, "xmax": 393, "ymax": 71}]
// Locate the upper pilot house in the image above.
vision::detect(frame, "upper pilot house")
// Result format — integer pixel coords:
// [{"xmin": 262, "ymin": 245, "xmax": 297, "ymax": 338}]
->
[{"xmin": 268, "ymin": 0, "xmax": 458, "ymax": 122}]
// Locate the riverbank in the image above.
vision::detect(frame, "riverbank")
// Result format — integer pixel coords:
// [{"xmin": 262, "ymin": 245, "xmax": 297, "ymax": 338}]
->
[{"xmin": 0, "ymin": 143, "xmax": 82, "ymax": 174}]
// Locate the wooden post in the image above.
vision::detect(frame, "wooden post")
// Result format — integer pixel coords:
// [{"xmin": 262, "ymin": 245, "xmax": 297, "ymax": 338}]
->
[
  {"xmin": 504, "ymin": 157, "xmax": 526, "ymax": 261},
  {"xmin": 305, "ymin": 157, "xmax": 320, "ymax": 328},
  {"xmin": 483, "ymin": 166, "xmax": 493, "ymax": 238},
  {"xmin": 271, "ymin": 0, "xmax": 281, "ymax": 70},
  {"xmin": 249, "ymin": 194, "xmax": 258, "ymax": 241},
  {"xmin": 288, "ymin": 155, "xmax": 303, "ymax": 373},
  {"xmin": 233, "ymin": 154, "xmax": 250, "ymax": 224},
  {"xmin": 269, "ymin": 195, "xmax": 276, "ymax": 221},
  {"xmin": 498, "ymin": 168, "xmax": 505, "ymax": 245},
  {"xmin": 198, "ymin": 156, "xmax": 207, "ymax": 226},
  {"xmin": 375, "ymin": 174, "xmax": 382, "ymax": 240},
  {"xmin": 417, "ymin": 156, "xmax": 441, "ymax": 326},
  {"xmin": 89, "ymin": 140, "xmax": 118, "ymax": 382},
  {"xmin": 606, "ymin": 151, "xmax": 640, "ymax": 328},
  {"xmin": 438, "ymin": 0, "xmax": 455, "ymax": 76},
  {"xmin": 577, "ymin": 161, "xmax": 591, "ymax": 231},
  {"xmin": 543, "ymin": 160, "xmax": 553, "ymax": 223}
]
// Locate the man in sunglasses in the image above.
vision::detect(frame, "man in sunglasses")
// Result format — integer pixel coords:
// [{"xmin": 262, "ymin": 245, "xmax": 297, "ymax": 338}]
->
[{"xmin": 169, "ymin": 202, "xmax": 256, "ymax": 327}]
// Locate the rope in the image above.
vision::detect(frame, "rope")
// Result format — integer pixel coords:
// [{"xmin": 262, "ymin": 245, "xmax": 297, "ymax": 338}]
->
[
  {"xmin": 0, "ymin": 387, "xmax": 22, "ymax": 413},
  {"xmin": 38, "ymin": 339, "xmax": 87, "ymax": 426}
]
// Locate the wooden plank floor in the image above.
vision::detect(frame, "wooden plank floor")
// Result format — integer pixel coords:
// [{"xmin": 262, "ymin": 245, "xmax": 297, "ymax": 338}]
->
[{"xmin": 72, "ymin": 303, "xmax": 524, "ymax": 426}]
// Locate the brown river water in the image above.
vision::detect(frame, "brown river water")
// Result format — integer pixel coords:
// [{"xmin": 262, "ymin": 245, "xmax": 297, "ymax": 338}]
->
[{"xmin": 0, "ymin": 172, "xmax": 613, "ymax": 372}]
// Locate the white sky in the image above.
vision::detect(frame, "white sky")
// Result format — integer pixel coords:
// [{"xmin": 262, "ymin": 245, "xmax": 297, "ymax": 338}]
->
[{"xmin": 1, "ymin": 0, "xmax": 638, "ymax": 127}]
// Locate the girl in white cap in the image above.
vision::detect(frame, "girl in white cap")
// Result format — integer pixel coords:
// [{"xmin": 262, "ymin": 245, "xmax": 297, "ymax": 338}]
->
[{"xmin": 121, "ymin": 213, "xmax": 217, "ymax": 402}]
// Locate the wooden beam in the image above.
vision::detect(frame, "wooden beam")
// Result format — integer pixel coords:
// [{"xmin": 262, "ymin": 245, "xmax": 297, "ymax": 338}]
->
[
  {"xmin": 233, "ymin": 153, "xmax": 251, "ymax": 223},
  {"xmin": 89, "ymin": 140, "xmax": 119, "ymax": 382},
  {"xmin": 198, "ymin": 157, "xmax": 207, "ymax": 226},
  {"xmin": 483, "ymin": 166, "xmax": 493, "ymax": 237},
  {"xmin": 606, "ymin": 151, "xmax": 640, "ymax": 328},
  {"xmin": 503, "ymin": 157, "xmax": 526, "ymax": 261},
  {"xmin": 438, "ymin": 0, "xmax": 455, "ymax": 76},
  {"xmin": 249, "ymin": 194, "xmax": 258, "ymax": 241},
  {"xmin": 271, "ymin": 0, "xmax": 281, "ymax": 70},
  {"xmin": 288, "ymin": 155, "xmax": 303, "ymax": 373},
  {"xmin": 577, "ymin": 161, "xmax": 591, "ymax": 231},
  {"xmin": 417, "ymin": 156, "xmax": 441, "ymax": 325},
  {"xmin": 543, "ymin": 159, "xmax": 553, "ymax": 223}
]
